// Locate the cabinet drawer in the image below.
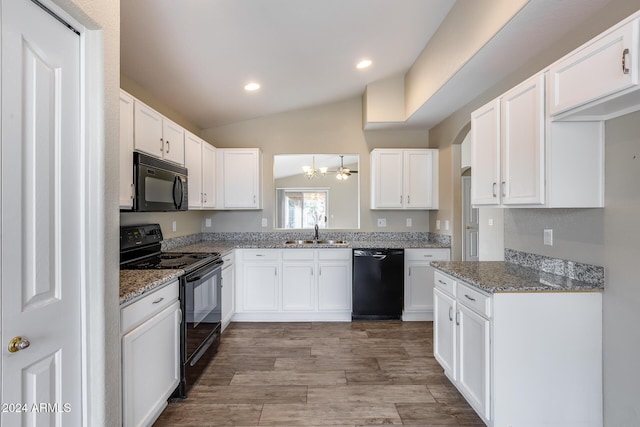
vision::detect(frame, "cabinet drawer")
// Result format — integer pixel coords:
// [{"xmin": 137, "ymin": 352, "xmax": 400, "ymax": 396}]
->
[
  {"xmin": 222, "ymin": 250, "xmax": 235, "ymax": 265},
  {"xmin": 457, "ymin": 282, "xmax": 491, "ymax": 318},
  {"xmin": 243, "ymin": 249, "xmax": 280, "ymax": 261},
  {"xmin": 121, "ymin": 280, "xmax": 179, "ymax": 333},
  {"xmin": 406, "ymin": 248, "xmax": 450, "ymax": 261},
  {"xmin": 282, "ymin": 249, "xmax": 315, "ymax": 260},
  {"xmin": 318, "ymin": 248, "xmax": 351, "ymax": 260},
  {"xmin": 434, "ymin": 271, "xmax": 456, "ymax": 297}
]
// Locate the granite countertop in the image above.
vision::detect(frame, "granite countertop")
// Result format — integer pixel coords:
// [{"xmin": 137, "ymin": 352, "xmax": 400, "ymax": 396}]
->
[
  {"xmin": 431, "ymin": 261, "xmax": 604, "ymax": 294},
  {"xmin": 172, "ymin": 239, "xmax": 449, "ymax": 253},
  {"xmin": 120, "ymin": 269, "xmax": 184, "ymax": 306}
]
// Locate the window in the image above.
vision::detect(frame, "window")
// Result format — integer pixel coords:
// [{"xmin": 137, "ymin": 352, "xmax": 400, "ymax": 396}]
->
[{"xmin": 276, "ymin": 188, "xmax": 328, "ymax": 229}]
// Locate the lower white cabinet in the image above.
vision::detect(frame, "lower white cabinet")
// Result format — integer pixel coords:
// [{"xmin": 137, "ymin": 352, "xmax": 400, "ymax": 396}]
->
[
  {"xmin": 433, "ymin": 270, "xmax": 603, "ymax": 427},
  {"xmin": 121, "ymin": 281, "xmax": 181, "ymax": 427},
  {"xmin": 235, "ymin": 248, "xmax": 351, "ymax": 321},
  {"xmin": 403, "ymin": 248, "xmax": 450, "ymax": 321},
  {"xmin": 221, "ymin": 251, "xmax": 235, "ymax": 331}
]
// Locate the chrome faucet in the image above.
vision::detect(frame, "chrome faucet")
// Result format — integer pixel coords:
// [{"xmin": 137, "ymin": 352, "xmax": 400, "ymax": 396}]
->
[{"xmin": 314, "ymin": 223, "xmax": 319, "ymax": 242}]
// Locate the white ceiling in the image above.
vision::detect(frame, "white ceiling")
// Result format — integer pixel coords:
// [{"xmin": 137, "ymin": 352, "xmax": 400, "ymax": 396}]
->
[{"xmin": 121, "ymin": 0, "xmax": 614, "ymax": 131}]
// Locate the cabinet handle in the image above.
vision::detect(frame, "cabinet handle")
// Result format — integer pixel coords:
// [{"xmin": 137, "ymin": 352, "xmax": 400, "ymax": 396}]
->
[
  {"xmin": 407, "ymin": 195, "xmax": 411, "ymax": 204},
  {"xmin": 204, "ymin": 193, "xmax": 207, "ymax": 203},
  {"xmin": 311, "ymin": 268, "xmax": 314, "ymax": 276},
  {"xmin": 256, "ymin": 254, "xmax": 265, "ymax": 257},
  {"xmin": 464, "ymin": 294, "xmax": 476, "ymax": 302},
  {"xmin": 319, "ymin": 267, "xmax": 322, "ymax": 276},
  {"xmin": 423, "ymin": 254, "xmax": 433, "ymax": 258},
  {"xmin": 130, "ymin": 183, "xmax": 134, "ymax": 200},
  {"xmin": 622, "ymin": 48, "xmax": 630, "ymax": 74},
  {"xmin": 400, "ymin": 195, "xmax": 403, "ymax": 204},
  {"xmin": 152, "ymin": 297, "xmax": 164, "ymax": 304},
  {"xmin": 166, "ymin": 140, "xmax": 171, "ymax": 153},
  {"xmin": 408, "ymin": 267, "xmax": 411, "ymax": 277},
  {"xmin": 455, "ymin": 310, "xmax": 460, "ymax": 326},
  {"xmin": 448, "ymin": 306, "xmax": 453, "ymax": 321},
  {"xmin": 254, "ymin": 195, "xmax": 256, "ymax": 204},
  {"xmin": 492, "ymin": 182, "xmax": 497, "ymax": 197},
  {"xmin": 438, "ymin": 279, "xmax": 447, "ymax": 285},
  {"xmin": 160, "ymin": 137, "xmax": 164, "ymax": 152},
  {"xmin": 501, "ymin": 181, "xmax": 506, "ymax": 197}
]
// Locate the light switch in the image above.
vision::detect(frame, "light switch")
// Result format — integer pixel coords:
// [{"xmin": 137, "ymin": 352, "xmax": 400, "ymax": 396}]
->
[
  {"xmin": 436, "ymin": 220, "xmax": 441, "ymax": 230},
  {"xmin": 261, "ymin": 218, "xmax": 268, "ymax": 227},
  {"xmin": 377, "ymin": 218, "xmax": 387, "ymax": 227},
  {"xmin": 445, "ymin": 220, "xmax": 450, "ymax": 231},
  {"xmin": 406, "ymin": 218, "xmax": 412, "ymax": 227},
  {"xmin": 544, "ymin": 228, "xmax": 553, "ymax": 246},
  {"xmin": 488, "ymin": 218, "xmax": 494, "ymax": 226},
  {"xmin": 172, "ymin": 220, "xmax": 177, "ymax": 232},
  {"xmin": 205, "ymin": 218, "xmax": 212, "ymax": 227}
]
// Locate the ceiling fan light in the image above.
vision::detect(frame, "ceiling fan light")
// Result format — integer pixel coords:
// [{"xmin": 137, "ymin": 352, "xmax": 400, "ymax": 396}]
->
[{"xmin": 319, "ymin": 167, "xmax": 328, "ymax": 175}]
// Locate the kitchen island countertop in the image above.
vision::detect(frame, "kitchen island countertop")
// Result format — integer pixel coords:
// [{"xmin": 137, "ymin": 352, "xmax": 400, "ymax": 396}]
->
[{"xmin": 431, "ymin": 261, "xmax": 604, "ymax": 294}]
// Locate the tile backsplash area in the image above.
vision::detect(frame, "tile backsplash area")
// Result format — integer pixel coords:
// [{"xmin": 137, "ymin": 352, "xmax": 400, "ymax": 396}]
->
[{"xmin": 505, "ymin": 248, "xmax": 604, "ymax": 285}]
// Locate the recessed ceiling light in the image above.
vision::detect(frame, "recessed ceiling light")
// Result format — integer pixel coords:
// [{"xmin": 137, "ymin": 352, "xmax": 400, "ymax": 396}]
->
[
  {"xmin": 356, "ymin": 59, "xmax": 372, "ymax": 69},
  {"xmin": 244, "ymin": 82, "xmax": 261, "ymax": 91}
]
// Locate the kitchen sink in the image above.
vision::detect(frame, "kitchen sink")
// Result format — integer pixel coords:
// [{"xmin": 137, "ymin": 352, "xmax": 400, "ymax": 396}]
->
[{"xmin": 283, "ymin": 239, "xmax": 348, "ymax": 246}]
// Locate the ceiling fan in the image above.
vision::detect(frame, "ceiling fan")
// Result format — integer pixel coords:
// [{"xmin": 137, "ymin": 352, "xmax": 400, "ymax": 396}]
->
[{"xmin": 330, "ymin": 155, "xmax": 358, "ymax": 180}]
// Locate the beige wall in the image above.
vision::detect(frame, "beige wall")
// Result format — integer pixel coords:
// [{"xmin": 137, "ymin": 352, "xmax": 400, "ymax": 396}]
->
[{"xmin": 202, "ymin": 97, "xmax": 432, "ymax": 232}]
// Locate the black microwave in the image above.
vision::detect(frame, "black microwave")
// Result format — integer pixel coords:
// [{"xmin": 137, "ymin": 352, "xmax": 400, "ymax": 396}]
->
[{"xmin": 132, "ymin": 152, "xmax": 188, "ymax": 212}]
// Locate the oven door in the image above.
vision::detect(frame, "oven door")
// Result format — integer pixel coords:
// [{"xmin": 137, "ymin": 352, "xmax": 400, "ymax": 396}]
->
[{"xmin": 183, "ymin": 261, "xmax": 222, "ymax": 366}]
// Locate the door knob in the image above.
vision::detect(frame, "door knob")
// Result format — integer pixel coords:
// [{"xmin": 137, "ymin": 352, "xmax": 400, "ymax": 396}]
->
[
  {"xmin": 8, "ymin": 336, "xmax": 30, "ymax": 353},
  {"xmin": 465, "ymin": 226, "xmax": 475, "ymax": 230}
]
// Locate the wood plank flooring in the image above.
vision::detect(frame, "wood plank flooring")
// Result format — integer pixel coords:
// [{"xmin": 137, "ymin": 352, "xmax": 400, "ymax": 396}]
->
[{"xmin": 153, "ymin": 321, "xmax": 484, "ymax": 426}]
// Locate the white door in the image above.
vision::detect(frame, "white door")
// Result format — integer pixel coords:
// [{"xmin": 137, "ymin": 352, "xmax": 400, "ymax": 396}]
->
[
  {"xmin": 371, "ymin": 150, "xmax": 403, "ymax": 208},
  {"xmin": 201, "ymin": 143, "xmax": 216, "ymax": 208},
  {"xmin": 222, "ymin": 150, "xmax": 258, "ymax": 208},
  {"xmin": 317, "ymin": 262, "xmax": 351, "ymax": 311},
  {"xmin": 133, "ymin": 101, "xmax": 163, "ymax": 158},
  {"xmin": 462, "ymin": 177, "xmax": 479, "ymax": 261},
  {"xmin": 404, "ymin": 150, "xmax": 434, "ymax": 208},
  {"xmin": 184, "ymin": 132, "xmax": 203, "ymax": 208},
  {"xmin": 1, "ymin": 0, "xmax": 83, "ymax": 425},
  {"xmin": 282, "ymin": 263, "xmax": 314, "ymax": 311},
  {"xmin": 433, "ymin": 288, "xmax": 456, "ymax": 379},
  {"xmin": 161, "ymin": 118, "xmax": 184, "ymax": 165},
  {"xmin": 470, "ymin": 99, "xmax": 500, "ymax": 206}
]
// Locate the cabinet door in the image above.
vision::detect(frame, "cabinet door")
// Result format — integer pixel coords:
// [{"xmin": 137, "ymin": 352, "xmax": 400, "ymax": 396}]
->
[
  {"xmin": 371, "ymin": 150, "xmax": 403, "ymax": 209},
  {"xmin": 202, "ymin": 143, "xmax": 216, "ymax": 208},
  {"xmin": 471, "ymin": 99, "xmax": 501, "ymax": 206},
  {"xmin": 184, "ymin": 132, "xmax": 203, "ymax": 208},
  {"xmin": 549, "ymin": 19, "xmax": 638, "ymax": 116},
  {"xmin": 501, "ymin": 74, "xmax": 545, "ymax": 205},
  {"xmin": 317, "ymin": 262, "xmax": 351, "ymax": 311},
  {"xmin": 243, "ymin": 263, "xmax": 279, "ymax": 311},
  {"xmin": 403, "ymin": 150, "xmax": 435, "ymax": 208},
  {"xmin": 433, "ymin": 288, "xmax": 456, "ymax": 379},
  {"xmin": 282, "ymin": 263, "xmax": 315, "ymax": 311},
  {"xmin": 133, "ymin": 101, "xmax": 163, "ymax": 158},
  {"xmin": 221, "ymin": 264, "xmax": 234, "ymax": 330},
  {"xmin": 122, "ymin": 301, "xmax": 180, "ymax": 427},
  {"xmin": 119, "ymin": 91, "xmax": 135, "ymax": 209},
  {"xmin": 222, "ymin": 149, "xmax": 260, "ymax": 208},
  {"xmin": 457, "ymin": 304, "xmax": 491, "ymax": 421},
  {"xmin": 406, "ymin": 264, "xmax": 433, "ymax": 312},
  {"xmin": 162, "ymin": 118, "xmax": 185, "ymax": 165}
]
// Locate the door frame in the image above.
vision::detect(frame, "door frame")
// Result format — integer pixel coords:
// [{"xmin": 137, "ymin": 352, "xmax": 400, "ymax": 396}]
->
[{"xmin": 0, "ymin": 1, "xmax": 108, "ymax": 425}]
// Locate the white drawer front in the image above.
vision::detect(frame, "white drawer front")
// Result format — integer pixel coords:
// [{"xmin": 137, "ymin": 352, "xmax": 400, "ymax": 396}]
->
[
  {"xmin": 318, "ymin": 248, "xmax": 351, "ymax": 260},
  {"xmin": 434, "ymin": 271, "xmax": 456, "ymax": 297},
  {"xmin": 406, "ymin": 248, "xmax": 450, "ymax": 261},
  {"xmin": 243, "ymin": 249, "xmax": 280, "ymax": 261},
  {"xmin": 457, "ymin": 282, "xmax": 491, "ymax": 318},
  {"xmin": 121, "ymin": 280, "xmax": 179, "ymax": 333},
  {"xmin": 222, "ymin": 250, "xmax": 235, "ymax": 265},
  {"xmin": 282, "ymin": 249, "xmax": 315, "ymax": 260}
]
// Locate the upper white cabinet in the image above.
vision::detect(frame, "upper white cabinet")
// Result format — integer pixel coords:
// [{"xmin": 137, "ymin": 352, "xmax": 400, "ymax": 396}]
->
[
  {"xmin": 133, "ymin": 99, "xmax": 185, "ymax": 165},
  {"xmin": 185, "ymin": 131, "xmax": 216, "ymax": 209},
  {"xmin": 550, "ymin": 16, "xmax": 640, "ymax": 120},
  {"xmin": 217, "ymin": 148, "xmax": 262, "ymax": 209},
  {"xmin": 119, "ymin": 90, "xmax": 135, "ymax": 209},
  {"xmin": 370, "ymin": 148, "xmax": 438, "ymax": 210},
  {"xmin": 471, "ymin": 73, "xmax": 604, "ymax": 208}
]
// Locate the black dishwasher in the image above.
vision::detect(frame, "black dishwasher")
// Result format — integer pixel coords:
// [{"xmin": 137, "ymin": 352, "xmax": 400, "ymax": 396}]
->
[{"xmin": 352, "ymin": 249, "xmax": 404, "ymax": 320}]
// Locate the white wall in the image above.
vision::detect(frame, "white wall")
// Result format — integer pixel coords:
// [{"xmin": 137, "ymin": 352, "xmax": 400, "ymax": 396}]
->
[{"xmin": 202, "ymin": 97, "xmax": 432, "ymax": 232}]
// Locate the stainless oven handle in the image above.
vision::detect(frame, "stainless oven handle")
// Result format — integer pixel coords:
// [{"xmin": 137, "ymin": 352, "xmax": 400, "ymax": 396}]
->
[{"xmin": 173, "ymin": 176, "xmax": 184, "ymax": 210}]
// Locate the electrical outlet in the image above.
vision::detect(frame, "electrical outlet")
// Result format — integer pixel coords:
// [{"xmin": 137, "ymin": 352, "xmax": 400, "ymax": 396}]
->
[
  {"xmin": 377, "ymin": 218, "xmax": 387, "ymax": 227},
  {"xmin": 436, "ymin": 220, "xmax": 441, "ymax": 230},
  {"xmin": 406, "ymin": 218, "xmax": 412, "ymax": 227},
  {"xmin": 172, "ymin": 220, "xmax": 177, "ymax": 232},
  {"xmin": 205, "ymin": 218, "xmax": 212, "ymax": 227},
  {"xmin": 488, "ymin": 218, "xmax": 494, "ymax": 226},
  {"xmin": 261, "ymin": 218, "xmax": 268, "ymax": 227},
  {"xmin": 544, "ymin": 228, "xmax": 553, "ymax": 246},
  {"xmin": 445, "ymin": 220, "xmax": 450, "ymax": 231}
]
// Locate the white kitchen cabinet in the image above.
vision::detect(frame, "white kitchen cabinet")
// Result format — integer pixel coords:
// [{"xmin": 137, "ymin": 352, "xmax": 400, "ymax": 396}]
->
[
  {"xmin": 471, "ymin": 72, "xmax": 604, "ymax": 208},
  {"xmin": 133, "ymin": 99, "xmax": 185, "ymax": 165},
  {"xmin": 217, "ymin": 148, "xmax": 262, "ymax": 209},
  {"xmin": 221, "ymin": 251, "xmax": 235, "ymax": 331},
  {"xmin": 317, "ymin": 249, "xmax": 352, "ymax": 312},
  {"xmin": 121, "ymin": 281, "xmax": 180, "ymax": 427},
  {"xmin": 240, "ymin": 250, "xmax": 280, "ymax": 311},
  {"xmin": 370, "ymin": 149, "xmax": 438, "ymax": 210},
  {"xmin": 403, "ymin": 248, "xmax": 450, "ymax": 321},
  {"xmin": 433, "ymin": 270, "xmax": 603, "ymax": 426},
  {"xmin": 234, "ymin": 248, "xmax": 351, "ymax": 321},
  {"xmin": 119, "ymin": 90, "xmax": 135, "ymax": 209},
  {"xmin": 550, "ymin": 16, "xmax": 640, "ymax": 119},
  {"xmin": 185, "ymin": 131, "xmax": 216, "ymax": 209},
  {"xmin": 282, "ymin": 249, "xmax": 315, "ymax": 311}
]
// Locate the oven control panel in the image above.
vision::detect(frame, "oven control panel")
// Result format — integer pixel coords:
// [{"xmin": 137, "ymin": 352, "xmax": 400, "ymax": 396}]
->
[{"xmin": 120, "ymin": 224, "xmax": 163, "ymax": 251}]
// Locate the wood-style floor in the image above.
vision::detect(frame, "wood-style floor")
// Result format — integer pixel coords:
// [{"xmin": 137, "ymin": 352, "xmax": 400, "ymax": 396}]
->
[{"xmin": 153, "ymin": 321, "xmax": 484, "ymax": 426}]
